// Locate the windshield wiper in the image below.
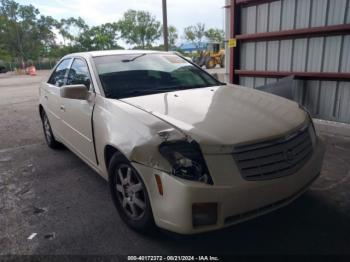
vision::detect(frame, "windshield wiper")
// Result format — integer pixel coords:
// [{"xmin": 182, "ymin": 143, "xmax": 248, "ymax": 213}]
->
[
  {"xmin": 122, "ymin": 84, "xmax": 219, "ymax": 97},
  {"xmin": 122, "ymin": 53, "xmax": 147, "ymax": 63},
  {"xmin": 125, "ymin": 88, "xmax": 182, "ymax": 95}
]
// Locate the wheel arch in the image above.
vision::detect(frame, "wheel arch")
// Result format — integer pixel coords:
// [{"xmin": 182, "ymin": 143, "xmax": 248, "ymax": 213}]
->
[
  {"xmin": 104, "ymin": 144, "xmax": 155, "ymax": 199},
  {"xmin": 105, "ymin": 143, "xmax": 156, "ymax": 228},
  {"xmin": 104, "ymin": 144, "xmax": 129, "ymax": 173}
]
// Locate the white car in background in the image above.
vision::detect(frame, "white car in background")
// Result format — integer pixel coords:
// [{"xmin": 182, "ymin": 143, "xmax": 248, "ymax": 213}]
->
[{"xmin": 39, "ymin": 50, "xmax": 325, "ymax": 234}]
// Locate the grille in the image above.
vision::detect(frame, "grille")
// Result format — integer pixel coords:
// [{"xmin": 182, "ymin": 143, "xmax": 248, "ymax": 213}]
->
[{"xmin": 232, "ymin": 124, "xmax": 313, "ymax": 181}]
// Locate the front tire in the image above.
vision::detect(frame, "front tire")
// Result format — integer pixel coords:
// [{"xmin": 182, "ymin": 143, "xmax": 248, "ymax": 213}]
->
[
  {"xmin": 41, "ymin": 110, "xmax": 61, "ymax": 149},
  {"xmin": 109, "ymin": 153, "xmax": 155, "ymax": 232},
  {"xmin": 205, "ymin": 57, "xmax": 216, "ymax": 69}
]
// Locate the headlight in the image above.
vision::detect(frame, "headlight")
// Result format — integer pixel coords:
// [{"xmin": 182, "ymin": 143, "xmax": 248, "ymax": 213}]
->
[{"xmin": 159, "ymin": 141, "xmax": 213, "ymax": 185}]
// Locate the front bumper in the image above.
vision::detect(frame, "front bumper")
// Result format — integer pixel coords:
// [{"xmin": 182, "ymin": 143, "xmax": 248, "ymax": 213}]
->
[{"xmin": 133, "ymin": 138, "xmax": 326, "ymax": 234}]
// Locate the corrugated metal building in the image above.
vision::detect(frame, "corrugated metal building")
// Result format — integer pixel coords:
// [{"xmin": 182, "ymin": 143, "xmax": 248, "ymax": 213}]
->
[{"xmin": 226, "ymin": 0, "xmax": 350, "ymax": 124}]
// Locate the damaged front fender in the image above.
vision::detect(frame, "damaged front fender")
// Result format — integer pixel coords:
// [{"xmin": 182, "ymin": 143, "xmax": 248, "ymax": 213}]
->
[
  {"xmin": 93, "ymin": 96, "xmax": 190, "ymax": 178},
  {"xmin": 130, "ymin": 128, "xmax": 190, "ymax": 172}
]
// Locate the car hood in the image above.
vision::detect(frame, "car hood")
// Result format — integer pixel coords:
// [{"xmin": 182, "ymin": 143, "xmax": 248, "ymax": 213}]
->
[{"xmin": 121, "ymin": 85, "xmax": 307, "ymax": 146}]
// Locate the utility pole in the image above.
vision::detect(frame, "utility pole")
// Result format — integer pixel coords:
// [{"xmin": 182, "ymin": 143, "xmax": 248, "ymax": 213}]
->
[{"xmin": 162, "ymin": 0, "xmax": 169, "ymax": 51}]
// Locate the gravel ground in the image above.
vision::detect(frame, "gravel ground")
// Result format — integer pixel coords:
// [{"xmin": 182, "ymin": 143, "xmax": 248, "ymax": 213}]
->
[{"xmin": 1, "ymin": 71, "xmax": 350, "ymax": 256}]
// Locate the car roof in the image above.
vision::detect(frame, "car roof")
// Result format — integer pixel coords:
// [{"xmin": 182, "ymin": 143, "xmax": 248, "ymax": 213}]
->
[{"xmin": 63, "ymin": 50, "xmax": 168, "ymax": 59}]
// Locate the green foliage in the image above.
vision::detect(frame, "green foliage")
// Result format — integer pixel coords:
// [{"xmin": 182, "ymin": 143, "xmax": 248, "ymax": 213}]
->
[
  {"xmin": 0, "ymin": 39, "xmax": 12, "ymax": 62},
  {"xmin": 160, "ymin": 25, "xmax": 178, "ymax": 49},
  {"xmin": 47, "ymin": 44, "xmax": 83, "ymax": 59},
  {"xmin": 168, "ymin": 25, "xmax": 178, "ymax": 48},
  {"xmin": 52, "ymin": 18, "xmax": 122, "ymax": 54},
  {"xmin": 56, "ymin": 17, "xmax": 89, "ymax": 45},
  {"xmin": 0, "ymin": 0, "xmax": 221, "ymax": 66},
  {"xmin": 184, "ymin": 23, "xmax": 206, "ymax": 49},
  {"xmin": 118, "ymin": 9, "xmax": 161, "ymax": 49},
  {"xmin": 76, "ymin": 23, "xmax": 122, "ymax": 51},
  {"xmin": 0, "ymin": 0, "xmax": 123, "ymax": 62},
  {"xmin": 205, "ymin": 28, "xmax": 224, "ymax": 43},
  {"xmin": 0, "ymin": 0, "xmax": 56, "ymax": 62}
]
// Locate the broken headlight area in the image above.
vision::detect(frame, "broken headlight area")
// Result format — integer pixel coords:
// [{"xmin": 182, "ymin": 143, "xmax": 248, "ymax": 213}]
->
[{"xmin": 159, "ymin": 141, "xmax": 213, "ymax": 185}]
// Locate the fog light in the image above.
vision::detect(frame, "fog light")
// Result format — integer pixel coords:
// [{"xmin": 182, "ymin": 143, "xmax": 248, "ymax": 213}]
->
[{"xmin": 192, "ymin": 203, "xmax": 218, "ymax": 227}]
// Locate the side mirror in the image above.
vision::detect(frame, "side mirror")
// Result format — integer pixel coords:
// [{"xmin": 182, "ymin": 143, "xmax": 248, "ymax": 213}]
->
[{"xmin": 60, "ymin": 84, "xmax": 89, "ymax": 100}]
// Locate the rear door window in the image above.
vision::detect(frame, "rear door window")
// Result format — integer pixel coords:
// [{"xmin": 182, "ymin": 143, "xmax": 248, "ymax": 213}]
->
[{"xmin": 48, "ymin": 59, "xmax": 72, "ymax": 87}]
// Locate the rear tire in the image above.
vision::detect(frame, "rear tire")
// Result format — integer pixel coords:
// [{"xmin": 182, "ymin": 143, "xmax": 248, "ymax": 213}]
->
[
  {"xmin": 109, "ymin": 153, "xmax": 155, "ymax": 232},
  {"xmin": 41, "ymin": 110, "xmax": 61, "ymax": 149}
]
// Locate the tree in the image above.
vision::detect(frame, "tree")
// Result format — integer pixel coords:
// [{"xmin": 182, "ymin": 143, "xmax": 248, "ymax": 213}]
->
[
  {"xmin": 0, "ymin": 0, "xmax": 56, "ymax": 62},
  {"xmin": 168, "ymin": 25, "xmax": 178, "ymax": 48},
  {"xmin": 184, "ymin": 23, "xmax": 206, "ymax": 50},
  {"xmin": 0, "ymin": 13, "xmax": 12, "ymax": 61},
  {"xmin": 205, "ymin": 28, "xmax": 224, "ymax": 43},
  {"xmin": 77, "ymin": 23, "xmax": 122, "ymax": 51},
  {"xmin": 162, "ymin": 25, "xmax": 178, "ymax": 48},
  {"xmin": 56, "ymin": 17, "xmax": 89, "ymax": 45},
  {"xmin": 118, "ymin": 9, "xmax": 161, "ymax": 49}
]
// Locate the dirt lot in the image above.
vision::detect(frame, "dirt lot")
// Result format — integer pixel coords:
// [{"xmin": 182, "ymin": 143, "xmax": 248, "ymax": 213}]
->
[{"xmin": 1, "ymin": 71, "xmax": 350, "ymax": 256}]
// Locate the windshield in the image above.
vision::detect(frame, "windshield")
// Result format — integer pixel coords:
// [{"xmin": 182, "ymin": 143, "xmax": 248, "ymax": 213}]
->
[{"xmin": 93, "ymin": 53, "xmax": 221, "ymax": 99}]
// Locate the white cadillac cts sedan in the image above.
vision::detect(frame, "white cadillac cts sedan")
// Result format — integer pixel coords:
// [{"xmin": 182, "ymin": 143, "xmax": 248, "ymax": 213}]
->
[{"xmin": 39, "ymin": 50, "xmax": 325, "ymax": 234}]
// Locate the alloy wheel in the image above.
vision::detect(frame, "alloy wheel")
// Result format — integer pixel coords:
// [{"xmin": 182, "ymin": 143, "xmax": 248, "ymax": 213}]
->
[{"xmin": 115, "ymin": 164, "xmax": 146, "ymax": 220}]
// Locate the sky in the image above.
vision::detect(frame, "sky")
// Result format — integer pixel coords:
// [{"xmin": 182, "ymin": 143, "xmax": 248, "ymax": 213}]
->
[{"xmin": 17, "ymin": 0, "xmax": 226, "ymax": 44}]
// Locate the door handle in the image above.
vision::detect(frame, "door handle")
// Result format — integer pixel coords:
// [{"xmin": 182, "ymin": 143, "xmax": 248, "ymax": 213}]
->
[
  {"xmin": 44, "ymin": 95, "xmax": 48, "ymax": 100},
  {"xmin": 60, "ymin": 105, "xmax": 66, "ymax": 112}
]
